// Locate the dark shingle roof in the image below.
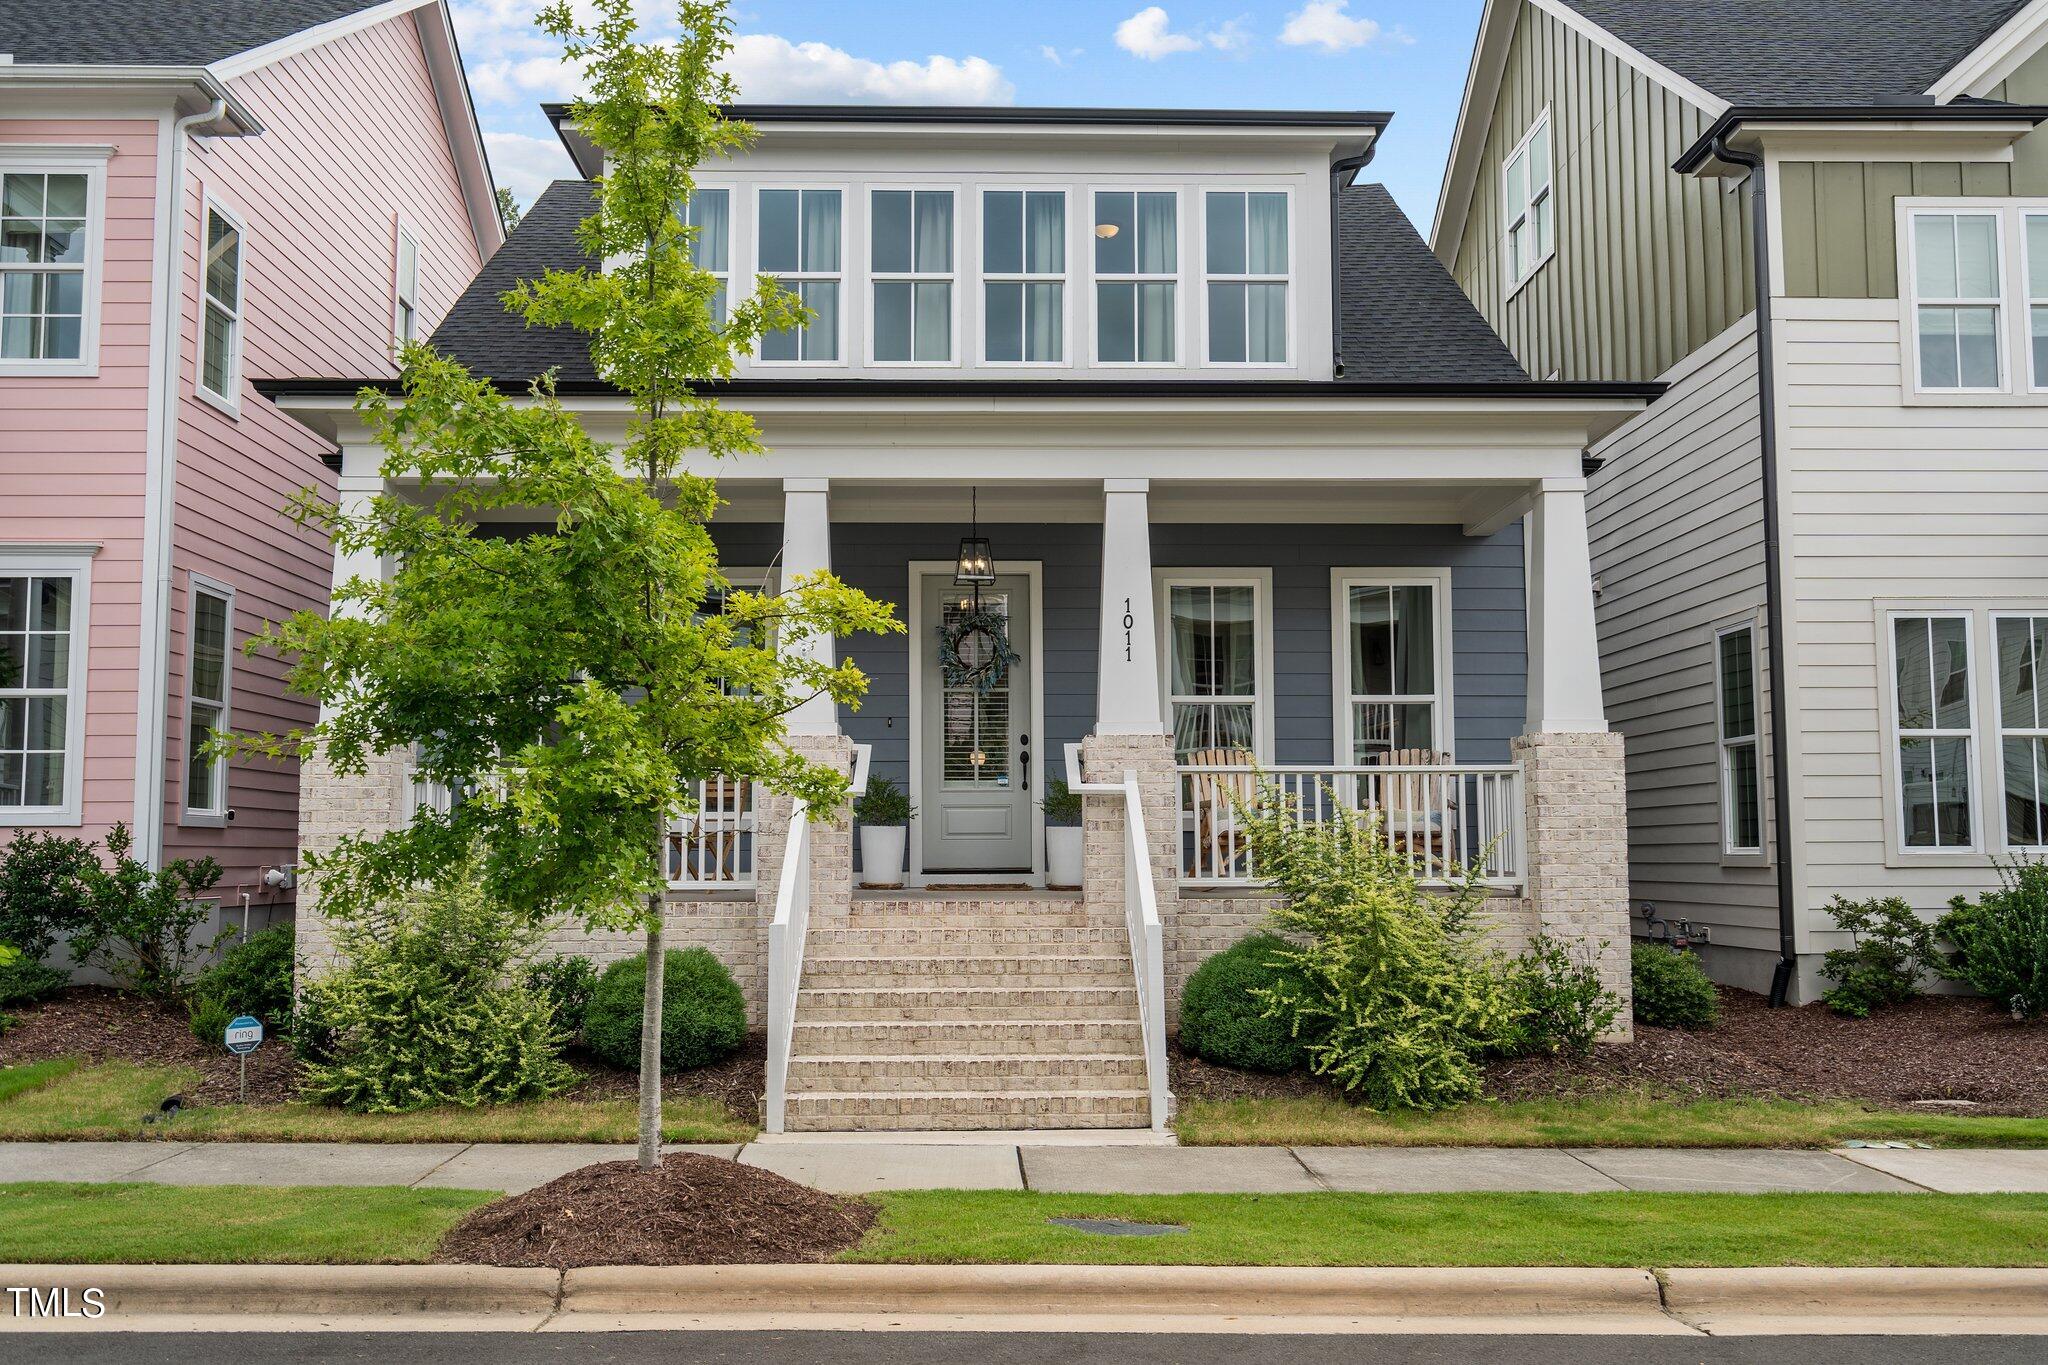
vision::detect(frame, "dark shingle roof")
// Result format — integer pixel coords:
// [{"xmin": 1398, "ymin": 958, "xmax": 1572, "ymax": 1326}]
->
[
  {"xmin": 0, "ymin": 1, "xmax": 390, "ymax": 66},
  {"xmin": 1555, "ymin": 0, "xmax": 2030, "ymax": 106},
  {"xmin": 430, "ymin": 180, "xmax": 1529, "ymax": 388}
]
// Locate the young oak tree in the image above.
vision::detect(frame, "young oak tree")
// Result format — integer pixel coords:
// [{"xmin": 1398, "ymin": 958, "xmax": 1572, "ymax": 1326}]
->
[{"xmin": 251, "ymin": 0, "xmax": 899, "ymax": 1169}]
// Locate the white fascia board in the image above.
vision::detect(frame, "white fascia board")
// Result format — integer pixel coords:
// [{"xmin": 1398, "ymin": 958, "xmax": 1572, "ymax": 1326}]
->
[
  {"xmin": 1690, "ymin": 119, "xmax": 2039, "ymax": 176},
  {"xmin": 0, "ymin": 66, "xmax": 259, "ymax": 133},
  {"xmin": 414, "ymin": 1, "xmax": 504, "ymax": 256},
  {"xmin": 209, "ymin": 0, "xmax": 432, "ymax": 79},
  {"xmin": 1431, "ymin": 0, "xmax": 1517, "ymax": 262},
  {"xmin": 1929, "ymin": 0, "xmax": 2048, "ymax": 102},
  {"xmin": 1525, "ymin": 0, "xmax": 1729, "ymax": 118}
]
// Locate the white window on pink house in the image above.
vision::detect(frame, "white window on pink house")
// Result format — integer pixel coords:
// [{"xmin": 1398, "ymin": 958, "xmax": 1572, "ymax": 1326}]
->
[
  {"xmin": 0, "ymin": 551, "xmax": 91, "ymax": 824},
  {"xmin": 1, "ymin": 161, "xmax": 99, "ymax": 371},
  {"xmin": 183, "ymin": 579, "xmax": 234, "ymax": 822},
  {"xmin": 395, "ymin": 225, "xmax": 420, "ymax": 345},
  {"xmin": 198, "ymin": 203, "xmax": 244, "ymax": 412}
]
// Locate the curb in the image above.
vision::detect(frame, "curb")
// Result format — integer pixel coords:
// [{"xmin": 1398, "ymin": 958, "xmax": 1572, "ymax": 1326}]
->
[
  {"xmin": 1663, "ymin": 1267, "xmax": 2048, "ymax": 1332},
  {"xmin": 0, "ymin": 1264, "xmax": 559, "ymax": 1329}
]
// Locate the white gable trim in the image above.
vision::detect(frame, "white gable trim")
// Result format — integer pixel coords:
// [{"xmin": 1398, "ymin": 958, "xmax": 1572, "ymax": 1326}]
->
[
  {"xmin": 1928, "ymin": 0, "xmax": 2048, "ymax": 102},
  {"xmin": 209, "ymin": 0, "xmax": 431, "ymax": 79},
  {"xmin": 1526, "ymin": 0, "xmax": 1729, "ymax": 116}
]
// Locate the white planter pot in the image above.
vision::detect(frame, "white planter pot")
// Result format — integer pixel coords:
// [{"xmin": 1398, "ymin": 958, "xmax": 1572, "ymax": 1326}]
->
[
  {"xmin": 1046, "ymin": 825, "xmax": 1084, "ymax": 889},
  {"xmin": 859, "ymin": 825, "xmax": 907, "ymax": 888}
]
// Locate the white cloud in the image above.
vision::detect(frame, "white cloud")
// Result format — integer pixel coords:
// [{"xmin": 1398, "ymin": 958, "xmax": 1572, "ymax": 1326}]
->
[
  {"xmin": 1114, "ymin": 7, "xmax": 1201, "ymax": 59},
  {"xmin": 725, "ymin": 34, "xmax": 1013, "ymax": 103},
  {"xmin": 485, "ymin": 130, "xmax": 578, "ymax": 209},
  {"xmin": 1206, "ymin": 17, "xmax": 1251, "ymax": 53},
  {"xmin": 1279, "ymin": 1, "xmax": 1383, "ymax": 53}
]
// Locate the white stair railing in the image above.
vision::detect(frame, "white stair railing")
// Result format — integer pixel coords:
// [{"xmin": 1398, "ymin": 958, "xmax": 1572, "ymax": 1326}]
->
[{"xmin": 1066, "ymin": 744, "xmax": 1171, "ymax": 1132}]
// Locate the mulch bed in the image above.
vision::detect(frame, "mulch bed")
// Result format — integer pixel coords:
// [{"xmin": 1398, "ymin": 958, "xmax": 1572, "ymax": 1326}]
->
[
  {"xmin": 437, "ymin": 1151, "xmax": 875, "ymax": 1267},
  {"xmin": 561, "ymin": 1034, "xmax": 766, "ymax": 1121},
  {"xmin": 1172, "ymin": 988, "xmax": 2048, "ymax": 1117}
]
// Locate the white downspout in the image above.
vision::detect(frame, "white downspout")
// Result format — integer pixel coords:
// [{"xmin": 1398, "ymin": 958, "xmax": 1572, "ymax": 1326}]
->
[{"xmin": 132, "ymin": 97, "xmax": 225, "ymax": 868}]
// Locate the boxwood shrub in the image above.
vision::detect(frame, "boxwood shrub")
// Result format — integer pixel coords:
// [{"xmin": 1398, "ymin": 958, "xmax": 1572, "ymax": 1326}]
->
[
  {"xmin": 1179, "ymin": 933, "xmax": 1315, "ymax": 1073},
  {"xmin": 583, "ymin": 947, "xmax": 746, "ymax": 1072},
  {"xmin": 1630, "ymin": 941, "xmax": 1720, "ymax": 1029}
]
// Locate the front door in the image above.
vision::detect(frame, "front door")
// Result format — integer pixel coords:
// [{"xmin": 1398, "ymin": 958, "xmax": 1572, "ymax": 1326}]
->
[{"xmin": 919, "ymin": 572, "xmax": 1035, "ymax": 875}]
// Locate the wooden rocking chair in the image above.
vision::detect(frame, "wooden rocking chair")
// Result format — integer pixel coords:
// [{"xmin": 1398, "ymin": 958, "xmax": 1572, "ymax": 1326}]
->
[
  {"xmin": 667, "ymin": 775, "xmax": 754, "ymax": 884},
  {"xmin": 1183, "ymin": 746, "xmax": 1257, "ymax": 878},
  {"xmin": 1365, "ymin": 748, "xmax": 1460, "ymax": 873}
]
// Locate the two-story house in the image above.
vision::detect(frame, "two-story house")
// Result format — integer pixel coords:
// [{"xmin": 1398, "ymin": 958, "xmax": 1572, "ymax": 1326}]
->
[
  {"xmin": 266, "ymin": 103, "xmax": 1657, "ymax": 1133},
  {"xmin": 1434, "ymin": 0, "xmax": 2048, "ymax": 1002},
  {"xmin": 0, "ymin": 1, "xmax": 500, "ymax": 939}
]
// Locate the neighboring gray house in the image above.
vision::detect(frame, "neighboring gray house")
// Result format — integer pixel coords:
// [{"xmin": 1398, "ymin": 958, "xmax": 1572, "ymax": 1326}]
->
[
  {"xmin": 266, "ymin": 105, "xmax": 1656, "ymax": 1132},
  {"xmin": 1434, "ymin": 0, "xmax": 2048, "ymax": 1001}
]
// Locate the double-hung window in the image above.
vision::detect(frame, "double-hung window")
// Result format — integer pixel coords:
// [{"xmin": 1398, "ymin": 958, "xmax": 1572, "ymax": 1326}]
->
[
  {"xmin": 1715, "ymin": 623, "xmax": 1763, "ymax": 855},
  {"xmin": 1204, "ymin": 190, "xmax": 1288, "ymax": 364},
  {"xmin": 1910, "ymin": 211, "xmax": 2003, "ymax": 391},
  {"xmin": 1889, "ymin": 613, "xmax": 1976, "ymax": 850},
  {"xmin": 184, "ymin": 581, "xmax": 233, "ymax": 820},
  {"xmin": 1162, "ymin": 576, "xmax": 1266, "ymax": 760},
  {"xmin": 758, "ymin": 188, "xmax": 841, "ymax": 362},
  {"xmin": 2027, "ymin": 213, "xmax": 2048, "ymax": 390},
  {"xmin": 0, "ymin": 556, "xmax": 89, "ymax": 821},
  {"xmin": 1337, "ymin": 574, "xmax": 1446, "ymax": 763},
  {"xmin": 198, "ymin": 204, "xmax": 244, "ymax": 408},
  {"xmin": 871, "ymin": 188, "xmax": 953, "ymax": 363},
  {"xmin": 1994, "ymin": 614, "xmax": 2048, "ymax": 846},
  {"xmin": 394, "ymin": 225, "xmax": 420, "ymax": 345},
  {"xmin": 683, "ymin": 187, "xmax": 730, "ymax": 320},
  {"xmin": 1502, "ymin": 111, "xmax": 1553, "ymax": 293},
  {"xmin": 982, "ymin": 189, "xmax": 1064, "ymax": 364},
  {"xmin": 1, "ymin": 162, "xmax": 95, "ymax": 368},
  {"xmin": 1094, "ymin": 189, "xmax": 1177, "ymax": 364}
]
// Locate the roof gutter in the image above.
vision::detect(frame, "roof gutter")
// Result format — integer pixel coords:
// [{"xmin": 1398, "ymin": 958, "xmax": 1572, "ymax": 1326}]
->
[
  {"xmin": 1328, "ymin": 144, "xmax": 1378, "ymax": 379},
  {"xmin": 0, "ymin": 64, "xmax": 260, "ymax": 134},
  {"xmin": 1709, "ymin": 127, "xmax": 1800, "ymax": 1008},
  {"xmin": 1677, "ymin": 102, "xmax": 2048, "ymax": 174}
]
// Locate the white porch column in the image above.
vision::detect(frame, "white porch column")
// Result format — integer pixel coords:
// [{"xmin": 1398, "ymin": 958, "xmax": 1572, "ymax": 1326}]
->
[
  {"xmin": 1096, "ymin": 478, "xmax": 1165, "ymax": 735},
  {"xmin": 1525, "ymin": 477, "xmax": 1608, "ymax": 733},
  {"xmin": 319, "ymin": 460, "xmax": 386, "ymax": 723},
  {"xmin": 781, "ymin": 477, "xmax": 838, "ymax": 735}
]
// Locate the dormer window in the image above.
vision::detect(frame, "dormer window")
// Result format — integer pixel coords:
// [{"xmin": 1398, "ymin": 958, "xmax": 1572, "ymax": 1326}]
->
[
  {"xmin": 1094, "ymin": 190, "xmax": 1177, "ymax": 364},
  {"xmin": 983, "ymin": 189, "xmax": 1065, "ymax": 364},
  {"xmin": 758, "ymin": 187, "xmax": 841, "ymax": 362},
  {"xmin": 870, "ymin": 188, "xmax": 954, "ymax": 364},
  {"xmin": 1204, "ymin": 190, "xmax": 1289, "ymax": 365},
  {"xmin": 1502, "ymin": 110, "xmax": 1553, "ymax": 295}
]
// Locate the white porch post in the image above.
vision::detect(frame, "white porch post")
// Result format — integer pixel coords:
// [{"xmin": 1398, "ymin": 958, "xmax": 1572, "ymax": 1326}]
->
[
  {"xmin": 781, "ymin": 477, "xmax": 838, "ymax": 736},
  {"xmin": 1096, "ymin": 478, "xmax": 1165, "ymax": 734},
  {"xmin": 1525, "ymin": 476, "xmax": 1607, "ymax": 733}
]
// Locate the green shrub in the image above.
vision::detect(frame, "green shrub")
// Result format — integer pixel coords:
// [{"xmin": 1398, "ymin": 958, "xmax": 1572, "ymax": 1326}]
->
[
  {"xmin": 1818, "ymin": 895, "xmax": 1939, "ymax": 1018},
  {"xmin": 582, "ymin": 948, "xmax": 746, "ymax": 1073},
  {"xmin": 1631, "ymin": 942, "xmax": 1720, "ymax": 1029},
  {"xmin": 1179, "ymin": 933, "xmax": 1317, "ymax": 1073},
  {"xmin": 525, "ymin": 954, "xmax": 599, "ymax": 1043},
  {"xmin": 62, "ymin": 823, "xmax": 223, "ymax": 1003},
  {"xmin": 297, "ymin": 863, "xmax": 575, "ymax": 1113},
  {"xmin": 187, "ymin": 995, "xmax": 235, "ymax": 1049},
  {"xmin": 188, "ymin": 925, "xmax": 296, "ymax": 1041},
  {"xmin": 1041, "ymin": 778, "xmax": 1082, "ymax": 827},
  {"xmin": 1242, "ymin": 796, "xmax": 1521, "ymax": 1110},
  {"xmin": 0, "ymin": 957, "xmax": 69, "ymax": 1008},
  {"xmin": 853, "ymin": 777, "xmax": 915, "ymax": 826},
  {"xmin": 0, "ymin": 829, "xmax": 97, "ymax": 961},
  {"xmin": 1504, "ymin": 934, "xmax": 1621, "ymax": 1057},
  {"xmin": 1941, "ymin": 857, "xmax": 2048, "ymax": 1019}
]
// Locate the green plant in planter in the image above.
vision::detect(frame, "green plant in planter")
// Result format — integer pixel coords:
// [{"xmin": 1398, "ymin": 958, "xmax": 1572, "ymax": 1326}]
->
[
  {"xmin": 1041, "ymin": 778, "xmax": 1082, "ymax": 827},
  {"xmin": 854, "ymin": 777, "xmax": 916, "ymax": 827}
]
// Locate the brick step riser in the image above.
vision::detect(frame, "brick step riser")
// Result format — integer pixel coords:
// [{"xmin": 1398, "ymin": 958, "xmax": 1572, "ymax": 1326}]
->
[
  {"xmin": 838, "ymin": 913, "xmax": 1120, "ymax": 931},
  {"xmin": 806, "ymin": 928, "xmax": 1133, "ymax": 954},
  {"xmin": 784, "ymin": 1094, "xmax": 1152, "ymax": 1132},
  {"xmin": 790, "ymin": 1022, "xmax": 1145, "ymax": 1055},
  {"xmin": 793, "ymin": 1001, "xmax": 1140, "ymax": 1023},
  {"xmin": 786, "ymin": 1057, "xmax": 1149, "ymax": 1092},
  {"xmin": 803, "ymin": 965, "xmax": 1135, "ymax": 990}
]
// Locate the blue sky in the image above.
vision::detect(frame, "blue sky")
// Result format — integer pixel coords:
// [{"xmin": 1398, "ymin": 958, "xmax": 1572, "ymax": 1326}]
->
[{"xmin": 456, "ymin": 1, "xmax": 1485, "ymax": 229}]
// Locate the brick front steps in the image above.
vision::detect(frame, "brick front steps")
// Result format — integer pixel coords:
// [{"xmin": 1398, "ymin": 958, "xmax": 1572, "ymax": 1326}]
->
[{"xmin": 785, "ymin": 893, "xmax": 1153, "ymax": 1132}]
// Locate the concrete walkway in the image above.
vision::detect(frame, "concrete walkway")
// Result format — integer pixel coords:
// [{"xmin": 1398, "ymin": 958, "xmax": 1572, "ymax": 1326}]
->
[{"xmin": 5, "ymin": 1140, "xmax": 2048, "ymax": 1195}]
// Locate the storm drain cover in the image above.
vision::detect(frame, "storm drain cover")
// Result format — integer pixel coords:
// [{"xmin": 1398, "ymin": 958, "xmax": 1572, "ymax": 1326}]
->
[{"xmin": 1048, "ymin": 1217, "xmax": 1188, "ymax": 1237}]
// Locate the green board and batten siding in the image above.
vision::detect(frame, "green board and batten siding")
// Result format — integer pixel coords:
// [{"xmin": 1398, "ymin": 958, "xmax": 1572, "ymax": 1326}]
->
[
  {"xmin": 1778, "ymin": 44, "xmax": 2048, "ymax": 299},
  {"xmin": 1451, "ymin": 2, "xmax": 1752, "ymax": 384}
]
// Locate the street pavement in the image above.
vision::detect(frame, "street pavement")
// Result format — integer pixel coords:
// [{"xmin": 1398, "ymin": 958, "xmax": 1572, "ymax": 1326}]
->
[{"xmin": 5, "ymin": 1138, "xmax": 2044, "ymax": 1194}]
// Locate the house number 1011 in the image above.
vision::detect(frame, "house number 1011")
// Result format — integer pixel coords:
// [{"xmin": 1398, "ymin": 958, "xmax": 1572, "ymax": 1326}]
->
[{"xmin": 1123, "ymin": 598, "xmax": 1134, "ymax": 661}]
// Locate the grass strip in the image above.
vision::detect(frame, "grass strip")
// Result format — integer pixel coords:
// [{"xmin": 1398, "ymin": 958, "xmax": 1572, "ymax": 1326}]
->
[
  {"xmin": 850, "ymin": 1189, "xmax": 2048, "ymax": 1267},
  {"xmin": 0, "ymin": 1059, "xmax": 755, "ymax": 1144},
  {"xmin": 1175, "ymin": 1093, "xmax": 2048, "ymax": 1149},
  {"xmin": 0, "ymin": 1182, "xmax": 494, "ymax": 1264},
  {"xmin": 0, "ymin": 1058, "xmax": 80, "ymax": 1106}
]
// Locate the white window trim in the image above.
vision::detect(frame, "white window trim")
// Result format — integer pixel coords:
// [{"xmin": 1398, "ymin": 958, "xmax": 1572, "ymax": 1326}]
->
[
  {"xmin": 0, "ymin": 545, "xmax": 94, "ymax": 826},
  {"xmin": 2022, "ymin": 208, "xmax": 2048, "ymax": 396},
  {"xmin": 0, "ymin": 147, "xmax": 110, "ymax": 378},
  {"xmin": 976, "ymin": 184, "xmax": 1072, "ymax": 369},
  {"xmin": 1878, "ymin": 607, "xmax": 1982, "ymax": 859},
  {"xmin": 682, "ymin": 184, "xmax": 732, "ymax": 320},
  {"xmin": 752, "ymin": 183, "xmax": 847, "ymax": 368},
  {"xmin": 1154, "ymin": 568, "xmax": 1275, "ymax": 762},
  {"xmin": 1501, "ymin": 108, "xmax": 1554, "ymax": 300},
  {"xmin": 195, "ymin": 195, "xmax": 246, "ymax": 417},
  {"xmin": 1895, "ymin": 198, "xmax": 2048, "ymax": 404},
  {"xmin": 393, "ymin": 219, "xmax": 421, "ymax": 349},
  {"xmin": 181, "ymin": 574, "xmax": 234, "ymax": 825},
  {"xmin": 865, "ymin": 185, "xmax": 960, "ymax": 368},
  {"xmin": 1199, "ymin": 186, "xmax": 1294, "ymax": 370},
  {"xmin": 1990, "ymin": 608, "xmax": 2048, "ymax": 851},
  {"xmin": 1090, "ymin": 186, "xmax": 1183, "ymax": 369},
  {"xmin": 1712, "ymin": 614, "xmax": 1768, "ymax": 862},
  {"xmin": 1329, "ymin": 568, "xmax": 1456, "ymax": 766}
]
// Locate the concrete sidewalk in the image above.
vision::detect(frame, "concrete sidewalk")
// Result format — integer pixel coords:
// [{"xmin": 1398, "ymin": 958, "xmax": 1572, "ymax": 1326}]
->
[{"xmin": 5, "ymin": 1139, "xmax": 2048, "ymax": 1195}]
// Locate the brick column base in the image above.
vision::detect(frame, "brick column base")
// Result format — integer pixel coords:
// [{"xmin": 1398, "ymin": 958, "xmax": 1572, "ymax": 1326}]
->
[
  {"xmin": 1514, "ymin": 730, "xmax": 1632, "ymax": 1038},
  {"xmin": 1079, "ymin": 732, "xmax": 1180, "ymax": 924},
  {"xmin": 754, "ymin": 733, "xmax": 856, "ymax": 922},
  {"xmin": 293, "ymin": 746, "xmax": 413, "ymax": 980}
]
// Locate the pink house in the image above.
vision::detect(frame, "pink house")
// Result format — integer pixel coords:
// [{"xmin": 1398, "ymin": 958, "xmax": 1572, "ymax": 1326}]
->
[{"xmin": 0, "ymin": 1, "xmax": 500, "ymax": 934}]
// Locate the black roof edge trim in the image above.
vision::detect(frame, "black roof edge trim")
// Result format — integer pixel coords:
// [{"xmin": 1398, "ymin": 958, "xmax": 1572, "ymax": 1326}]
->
[
  {"xmin": 257, "ymin": 376, "xmax": 1663, "ymax": 402},
  {"xmin": 542, "ymin": 102, "xmax": 1393, "ymax": 129},
  {"xmin": 1675, "ymin": 102, "xmax": 2048, "ymax": 173}
]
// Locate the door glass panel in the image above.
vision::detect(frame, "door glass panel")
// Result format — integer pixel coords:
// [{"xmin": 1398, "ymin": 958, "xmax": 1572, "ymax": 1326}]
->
[{"xmin": 940, "ymin": 592, "xmax": 1011, "ymax": 787}]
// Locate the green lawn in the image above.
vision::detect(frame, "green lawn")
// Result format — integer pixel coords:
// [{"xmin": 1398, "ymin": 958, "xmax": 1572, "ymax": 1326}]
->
[
  {"xmin": 851, "ymin": 1190, "xmax": 2048, "ymax": 1267},
  {"xmin": 0, "ymin": 1059, "xmax": 756, "ymax": 1144},
  {"xmin": 1175, "ymin": 1093, "xmax": 2048, "ymax": 1149},
  {"xmin": 0, "ymin": 1182, "xmax": 493, "ymax": 1264}
]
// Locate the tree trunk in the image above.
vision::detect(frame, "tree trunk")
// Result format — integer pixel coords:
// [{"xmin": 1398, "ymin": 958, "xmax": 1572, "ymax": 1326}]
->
[{"xmin": 636, "ymin": 894, "xmax": 664, "ymax": 1171}]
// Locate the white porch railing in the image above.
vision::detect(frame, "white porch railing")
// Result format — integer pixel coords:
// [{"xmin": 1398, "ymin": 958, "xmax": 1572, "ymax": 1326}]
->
[
  {"xmin": 665, "ymin": 776, "xmax": 756, "ymax": 890},
  {"xmin": 1177, "ymin": 761, "xmax": 1524, "ymax": 888},
  {"xmin": 1066, "ymin": 744, "xmax": 1171, "ymax": 1132},
  {"xmin": 764, "ymin": 742, "xmax": 872, "ymax": 1135}
]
